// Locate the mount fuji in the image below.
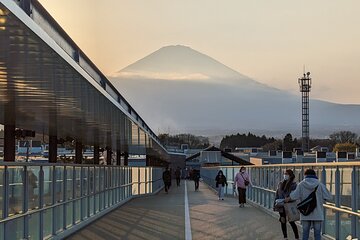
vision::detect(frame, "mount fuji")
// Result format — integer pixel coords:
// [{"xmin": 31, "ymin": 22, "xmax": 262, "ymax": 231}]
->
[{"xmin": 110, "ymin": 45, "xmax": 360, "ymax": 137}]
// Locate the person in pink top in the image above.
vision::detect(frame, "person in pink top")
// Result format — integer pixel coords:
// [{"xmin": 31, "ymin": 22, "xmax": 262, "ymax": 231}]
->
[{"xmin": 234, "ymin": 166, "xmax": 250, "ymax": 207}]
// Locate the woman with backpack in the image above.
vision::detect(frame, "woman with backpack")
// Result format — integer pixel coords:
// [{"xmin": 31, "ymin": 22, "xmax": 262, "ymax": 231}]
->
[
  {"xmin": 274, "ymin": 169, "xmax": 299, "ymax": 240},
  {"xmin": 285, "ymin": 168, "xmax": 332, "ymax": 240},
  {"xmin": 215, "ymin": 170, "xmax": 228, "ymax": 200},
  {"xmin": 234, "ymin": 166, "xmax": 250, "ymax": 207}
]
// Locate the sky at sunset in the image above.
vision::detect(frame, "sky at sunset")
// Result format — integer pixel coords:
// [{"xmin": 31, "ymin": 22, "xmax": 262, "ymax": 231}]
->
[{"xmin": 38, "ymin": 0, "xmax": 360, "ymax": 104}]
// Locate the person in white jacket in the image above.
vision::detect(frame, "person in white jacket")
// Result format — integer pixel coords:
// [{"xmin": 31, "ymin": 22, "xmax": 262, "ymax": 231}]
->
[{"xmin": 285, "ymin": 168, "xmax": 332, "ymax": 240}]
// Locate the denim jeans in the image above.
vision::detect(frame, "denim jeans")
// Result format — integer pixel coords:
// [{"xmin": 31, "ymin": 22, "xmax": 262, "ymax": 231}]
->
[
  {"xmin": 302, "ymin": 220, "xmax": 322, "ymax": 240},
  {"xmin": 218, "ymin": 185, "xmax": 224, "ymax": 198}
]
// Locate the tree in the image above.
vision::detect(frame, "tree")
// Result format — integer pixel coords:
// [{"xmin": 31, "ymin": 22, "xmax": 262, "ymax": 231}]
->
[
  {"xmin": 333, "ymin": 143, "xmax": 357, "ymax": 153},
  {"xmin": 329, "ymin": 131, "xmax": 358, "ymax": 144},
  {"xmin": 158, "ymin": 133, "xmax": 210, "ymax": 149},
  {"xmin": 262, "ymin": 140, "xmax": 282, "ymax": 151},
  {"xmin": 220, "ymin": 132, "xmax": 275, "ymax": 150},
  {"xmin": 283, "ymin": 133, "xmax": 299, "ymax": 151}
]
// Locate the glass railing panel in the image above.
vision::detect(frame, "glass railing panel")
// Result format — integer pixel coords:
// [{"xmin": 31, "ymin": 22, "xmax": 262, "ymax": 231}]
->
[
  {"xmin": 82, "ymin": 167, "xmax": 88, "ymax": 197},
  {"xmin": 89, "ymin": 195, "xmax": 94, "ymax": 216},
  {"xmin": 324, "ymin": 208, "xmax": 336, "ymax": 237},
  {"xmin": 54, "ymin": 205, "xmax": 64, "ymax": 234},
  {"xmin": 82, "ymin": 196, "xmax": 88, "ymax": 219},
  {"xmin": 8, "ymin": 166, "xmax": 24, "ymax": 216},
  {"xmin": 65, "ymin": 166, "xmax": 73, "ymax": 200},
  {"xmin": 5, "ymin": 216, "xmax": 24, "ymax": 239},
  {"xmin": 28, "ymin": 212, "xmax": 40, "ymax": 240},
  {"xmin": 325, "ymin": 167, "xmax": 336, "ymax": 204},
  {"xmin": 339, "ymin": 167, "xmax": 352, "ymax": 208},
  {"xmin": 146, "ymin": 167, "xmax": 152, "ymax": 193},
  {"xmin": 75, "ymin": 199, "xmax": 81, "ymax": 223},
  {"xmin": 43, "ymin": 166, "xmax": 53, "ymax": 207},
  {"xmin": 27, "ymin": 166, "xmax": 40, "ymax": 211},
  {"xmin": 66, "ymin": 202, "xmax": 73, "ymax": 228},
  {"xmin": 132, "ymin": 167, "xmax": 139, "ymax": 195},
  {"xmin": 140, "ymin": 168, "xmax": 145, "ymax": 194},
  {"xmin": 340, "ymin": 211, "xmax": 352, "ymax": 239},
  {"xmin": 55, "ymin": 166, "xmax": 64, "ymax": 203},
  {"xmin": 89, "ymin": 167, "xmax": 95, "ymax": 195},
  {"xmin": 43, "ymin": 208, "xmax": 53, "ymax": 238},
  {"xmin": 74, "ymin": 167, "xmax": 81, "ymax": 199}
]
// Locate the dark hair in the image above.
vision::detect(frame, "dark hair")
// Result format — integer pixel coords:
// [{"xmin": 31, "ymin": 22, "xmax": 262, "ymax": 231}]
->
[
  {"xmin": 240, "ymin": 166, "xmax": 246, "ymax": 171},
  {"xmin": 304, "ymin": 169, "xmax": 316, "ymax": 176},
  {"xmin": 281, "ymin": 169, "xmax": 295, "ymax": 193},
  {"xmin": 218, "ymin": 170, "xmax": 224, "ymax": 175}
]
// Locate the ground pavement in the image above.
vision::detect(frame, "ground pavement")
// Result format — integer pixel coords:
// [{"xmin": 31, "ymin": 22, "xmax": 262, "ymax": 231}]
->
[{"xmin": 67, "ymin": 180, "xmax": 290, "ymax": 240}]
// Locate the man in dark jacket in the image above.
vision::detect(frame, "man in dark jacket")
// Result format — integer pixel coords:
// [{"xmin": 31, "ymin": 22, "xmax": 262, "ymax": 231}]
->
[
  {"xmin": 175, "ymin": 167, "xmax": 181, "ymax": 187},
  {"xmin": 192, "ymin": 169, "xmax": 200, "ymax": 191},
  {"xmin": 162, "ymin": 167, "xmax": 171, "ymax": 193}
]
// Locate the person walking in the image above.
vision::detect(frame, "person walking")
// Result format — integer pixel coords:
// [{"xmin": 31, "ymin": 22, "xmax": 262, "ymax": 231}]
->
[
  {"xmin": 274, "ymin": 169, "xmax": 299, "ymax": 240},
  {"xmin": 234, "ymin": 166, "xmax": 250, "ymax": 207},
  {"xmin": 162, "ymin": 167, "xmax": 171, "ymax": 193},
  {"xmin": 193, "ymin": 169, "xmax": 200, "ymax": 191},
  {"xmin": 285, "ymin": 169, "xmax": 332, "ymax": 240},
  {"xmin": 215, "ymin": 170, "xmax": 228, "ymax": 200},
  {"xmin": 175, "ymin": 167, "xmax": 181, "ymax": 187}
]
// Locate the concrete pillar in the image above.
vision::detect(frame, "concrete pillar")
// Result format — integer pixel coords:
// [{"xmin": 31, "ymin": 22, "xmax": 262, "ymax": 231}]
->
[
  {"xmin": 94, "ymin": 145, "xmax": 100, "ymax": 164},
  {"xmin": 4, "ymin": 124, "xmax": 15, "ymax": 162},
  {"xmin": 124, "ymin": 152, "xmax": 128, "ymax": 166},
  {"xmin": 75, "ymin": 141, "xmax": 83, "ymax": 164},
  {"xmin": 49, "ymin": 135, "xmax": 57, "ymax": 163},
  {"xmin": 116, "ymin": 150, "xmax": 121, "ymax": 166},
  {"xmin": 146, "ymin": 155, "xmax": 151, "ymax": 166},
  {"xmin": 106, "ymin": 147, "xmax": 112, "ymax": 165}
]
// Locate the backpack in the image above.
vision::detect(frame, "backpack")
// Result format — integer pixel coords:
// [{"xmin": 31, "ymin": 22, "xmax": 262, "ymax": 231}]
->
[{"xmin": 297, "ymin": 185, "xmax": 318, "ymax": 216}]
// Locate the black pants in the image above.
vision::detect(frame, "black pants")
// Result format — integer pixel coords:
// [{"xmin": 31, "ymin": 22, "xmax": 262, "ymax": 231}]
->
[
  {"xmin": 194, "ymin": 180, "xmax": 199, "ymax": 190},
  {"xmin": 176, "ymin": 177, "xmax": 181, "ymax": 186},
  {"xmin": 164, "ymin": 182, "xmax": 171, "ymax": 192},
  {"xmin": 279, "ymin": 211, "xmax": 299, "ymax": 239},
  {"xmin": 238, "ymin": 187, "xmax": 246, "ymax": 204}
]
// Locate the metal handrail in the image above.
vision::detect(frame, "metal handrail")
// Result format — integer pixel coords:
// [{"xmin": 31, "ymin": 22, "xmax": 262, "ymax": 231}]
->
[{"xmin": 202, "ymin": 162, "xmax": 360, "ymax": 168}]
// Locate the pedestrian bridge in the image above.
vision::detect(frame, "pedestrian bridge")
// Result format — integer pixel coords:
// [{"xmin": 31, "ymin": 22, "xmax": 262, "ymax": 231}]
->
[
  {"xmin": 0, "ymin": 162, "xmax": 359, "ymax": 239},
  {"xmin": 0, "ymin": 1, "xmax": 359, "ymax": 239}
]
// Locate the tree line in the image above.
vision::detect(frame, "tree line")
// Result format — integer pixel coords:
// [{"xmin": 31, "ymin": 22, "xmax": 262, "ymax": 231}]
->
[
  {"xmin": 158, "ymin": 133, "xmax": 210, "ymax": 149},
  {"xmin": 220, "ymin": 132, "xmax": 276, "ymax": 150},
  {"xmin": 220, "ymin": 131, "xmax": 360, "ymax": 153}
]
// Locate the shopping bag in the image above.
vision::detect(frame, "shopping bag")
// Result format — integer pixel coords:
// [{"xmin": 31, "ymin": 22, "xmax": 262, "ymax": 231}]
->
[{"xmin": 284, "ymin": 201, "xmax": 300, "ymax": 222}]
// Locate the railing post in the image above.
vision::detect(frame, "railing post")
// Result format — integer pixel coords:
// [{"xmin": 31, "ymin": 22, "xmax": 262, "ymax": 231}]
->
[
  {"xmin": 39, "ymin": 166, "xmax": 44, "ymax": 240},
  {"xmin": 63, "ymin": 166, "xmax": 67, "ymax": 230},
  {"xmin": 225, "ymin": 168, "xmax": 228, "ymax": 195},
  {"xmin": 335, "ymin": 166, "xmax": 340, "ymax": 240},
  {"xmin": 80, "ymin": 166, "xmax": 84, "ymax": 221},
  {"xmin": 72, "ymin": 166, "xmax": 76, "ymax": 225},
  {"xmin": 87, "ymin": 167, "xmax": 90, "ymax": 218},
  {"xmin": 321, "ymin": 166, "xmax": 327, "ymax": 234},
  {"xmin": 3, "ymin": 166, "xmax": 9, "ymax": 239},
  {"xmin": 138, "ymin": 167, "xmax": 140, "ymax": 195},
  {"xmin": 351, "ymin": 166, "xmax": 357, "ymax": 238},
  {"xmin": 23, "ymin": 166, "xmax": 29, "ymax": 239},
  {"xmin": 52, "ymin": 166, "xmax": 56, "ymax": 236},
  {"xmin": 145, "ymin": 168, "xmax": 147, "ymax": 194}
]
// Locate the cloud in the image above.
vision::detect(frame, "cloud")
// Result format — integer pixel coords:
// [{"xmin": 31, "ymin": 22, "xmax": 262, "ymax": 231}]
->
[{"xmin": 112, "ymin": 71, "xmax": 210, "ymax": 81}]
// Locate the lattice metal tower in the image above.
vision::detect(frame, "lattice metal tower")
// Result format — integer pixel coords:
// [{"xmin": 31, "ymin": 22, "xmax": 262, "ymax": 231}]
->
[{"xmin": 298, "ymin": 71, "xmax": 312, "ymax": 152}]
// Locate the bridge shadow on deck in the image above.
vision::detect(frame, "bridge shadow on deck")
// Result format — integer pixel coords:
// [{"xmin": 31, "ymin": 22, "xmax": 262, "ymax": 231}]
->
[
  {"xmin": 68, "ymin": 180, "xmax": 287, "ymax": 240},
  {"xmin": 188, "ymin": 181, "xmax": 288, "ymax": 240},
  {"xmin": 67, "ymin": 181, "xmax": 185, "ymax": 240}
]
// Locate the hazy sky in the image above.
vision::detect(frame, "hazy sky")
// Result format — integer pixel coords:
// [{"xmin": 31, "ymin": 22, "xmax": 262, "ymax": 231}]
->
[{"xmin": 38, "ymin": 0, "xmax": 360, "ymax": 104}]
